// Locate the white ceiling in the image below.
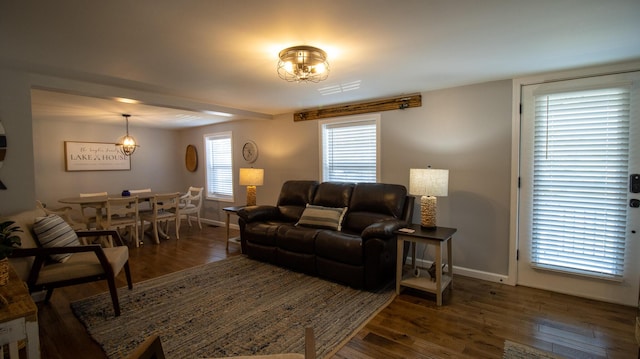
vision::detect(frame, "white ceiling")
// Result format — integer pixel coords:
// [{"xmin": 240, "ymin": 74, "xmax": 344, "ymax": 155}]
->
[{"xmin": 2, "ymin": 0, "xmax": 640, "ymax": 128}]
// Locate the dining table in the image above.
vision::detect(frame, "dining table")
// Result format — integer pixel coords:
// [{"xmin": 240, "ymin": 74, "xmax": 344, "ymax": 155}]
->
[{"xmin": 58, "ymin": 191, "xmax": 172, "ymax": 241}]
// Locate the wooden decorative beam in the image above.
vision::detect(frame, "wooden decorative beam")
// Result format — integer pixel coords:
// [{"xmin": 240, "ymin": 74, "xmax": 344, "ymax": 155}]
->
[{"xmin": 294, "ymin": 93, "xmax": 422, "ymax": 122}]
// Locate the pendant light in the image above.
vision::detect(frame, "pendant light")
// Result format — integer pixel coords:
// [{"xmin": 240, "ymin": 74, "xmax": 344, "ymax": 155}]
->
[{"xmin": 116, "ymin": 114, "xmax": 139, "ymax": 156}]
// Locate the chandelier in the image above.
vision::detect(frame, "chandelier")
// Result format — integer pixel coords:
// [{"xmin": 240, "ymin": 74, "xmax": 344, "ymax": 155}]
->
[
  {"xmin": 277, "ymin": 45, "xmax": 329, "ymax": 83},
  {"xmin": 116, "ymin": 114, "xmax": 139, "ymax": 156}
]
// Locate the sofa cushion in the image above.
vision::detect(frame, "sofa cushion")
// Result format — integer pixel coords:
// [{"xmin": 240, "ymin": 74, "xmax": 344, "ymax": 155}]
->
[
  {"xmin": 276, "ymin": 224, "xmax": 320, "ymax": 254},
  {"xmin": 276, "ymin": 180, "xmax": 319, "ymax": 221},
  {"xmin": 296, "ymin": 204, "xmax": 347, "ymax": 231},
  {"xmin": 311, "ymin": 182, "xmax": 354, "ymax": 208},
  {"xmin": 344, "ymin": 183, "xmax": 407, "ymax": 233},
  {"xmin": 349, "ymin": 183, "xmax": 406, "ymax": 217},
  {"xmin": 33, "ymin": 214, "xmax": 80, "ymax": 263},
  {"xmin": 315, "ymin": 230, "xmax": 363, "ymax": 266},
  {"xmin": 242, "ymin": 222, "xmax": 281, "ymax": 246}
]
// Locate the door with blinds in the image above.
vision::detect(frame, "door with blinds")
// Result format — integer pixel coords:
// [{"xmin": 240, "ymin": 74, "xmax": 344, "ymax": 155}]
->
[{"xmin": 518, "ymin": 72, "xmax": 640, "ymax": 306}]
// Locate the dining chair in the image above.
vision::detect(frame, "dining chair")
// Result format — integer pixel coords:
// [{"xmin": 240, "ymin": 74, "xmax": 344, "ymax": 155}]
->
[
  {"xmin": 176, "ymin": 186, "xmax": 204, "ymax": 229},
  {"xmin": 130, "ymin": 188, "xmax": 153, "ymax": 212},
  {"xmin": 79, "ymin": 191, "xmax": 108, "ymax": 229},
  {"xmin": 139, "ymin": 192, "xmax": 180, "ymax": 244},
  {"xmin": 102, "ymin": 196, "xmax": 140, "ymax": 247},
  {"xmin": 35, "ymin": 200, "xmax": 86, "ymax": 232}
]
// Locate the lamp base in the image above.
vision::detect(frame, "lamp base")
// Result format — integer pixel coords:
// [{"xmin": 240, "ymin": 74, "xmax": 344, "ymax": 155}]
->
[
  {"xmin": 420, "ymin": 195, "xmax": 437, "ymax": 228},
  {"xmin": 246, "ymin": 185, "xmax": 257, "ymax": 206}
]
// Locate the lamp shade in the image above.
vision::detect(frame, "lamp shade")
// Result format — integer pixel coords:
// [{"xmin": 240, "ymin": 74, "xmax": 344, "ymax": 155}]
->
[
  {"xmin": 409, "ymin": 168, "xmax": 449, "ymax": 197},
  {"xmin": 239, "ymin": 168, "xmax": 264, "ymax": 186}
]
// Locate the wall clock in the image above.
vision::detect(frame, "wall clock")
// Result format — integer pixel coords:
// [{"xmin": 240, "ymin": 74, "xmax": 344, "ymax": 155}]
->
[
  {"xmin": 185, "ymin": 144, "xmax": 198, "ymax": 172},
  {"xmin": 242, "ymin": 141, "xmax": 258, "ymax": 163}
]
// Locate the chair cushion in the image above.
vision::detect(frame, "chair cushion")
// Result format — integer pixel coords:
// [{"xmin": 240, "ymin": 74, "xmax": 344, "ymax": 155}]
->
[
  {"xmin": 36, "ymin": 246, "xmax": 129, "ymax": 285},
  {"xmin": 296, "ymin": 204, "xmax": 347, "ymax": 231},
  {"xmin": 33, "ymin": 214, "xmax": 80, "ymax": 263}
]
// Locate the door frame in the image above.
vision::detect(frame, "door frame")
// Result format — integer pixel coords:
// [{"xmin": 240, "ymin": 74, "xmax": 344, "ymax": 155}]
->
[{"xmin": 507, "ymin": 60, "xmax": 640, "ymax": 287}]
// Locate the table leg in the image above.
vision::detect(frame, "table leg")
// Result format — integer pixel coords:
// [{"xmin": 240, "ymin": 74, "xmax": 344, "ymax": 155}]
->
[
  {"xmin": 447, "ymin": 237, "xmax": 453, "ymax": 290},
  {"xmin": 435, "ymin": 241, "xmax": 443, "ymax": 306},
  {"xmin": 225, "ymin": 211, "xmax": 231, "ymax": 251},
  {"xmin": 396, "ymin": 238, "xmax": 404, "ymax": 294},
  {"xmin": 411, "ymin": 241, "xmax": 417, "ymax": 270}
]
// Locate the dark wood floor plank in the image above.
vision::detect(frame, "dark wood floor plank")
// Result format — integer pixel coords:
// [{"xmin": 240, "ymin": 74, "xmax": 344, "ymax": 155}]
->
[{"xmin": 31, "ymin": 224, "xmax": 638, "ymax": 358}]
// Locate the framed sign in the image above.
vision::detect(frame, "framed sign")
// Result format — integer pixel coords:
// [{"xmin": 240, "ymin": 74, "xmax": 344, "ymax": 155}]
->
[{"xmin": 64, "ymin": 141, "xmax": 131, "ymax": 171}]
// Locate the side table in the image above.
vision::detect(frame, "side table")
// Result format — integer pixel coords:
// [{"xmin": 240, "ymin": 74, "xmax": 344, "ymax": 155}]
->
[
  {"xmin": 395, "ymin": 224, "xmax": 457, "ymax": 306},
  {"xmin": 223, "ymin": 206, "xmax": 245, "ymax": 251},
  {"xmin": 0, "ymin": 264, "xmax": 40, "ymax": 358}
]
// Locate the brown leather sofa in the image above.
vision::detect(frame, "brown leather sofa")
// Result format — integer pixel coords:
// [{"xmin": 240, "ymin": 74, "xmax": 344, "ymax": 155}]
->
[{"xmin": 238, "ymin": 180, "xmax": 414, "ymax": 289}]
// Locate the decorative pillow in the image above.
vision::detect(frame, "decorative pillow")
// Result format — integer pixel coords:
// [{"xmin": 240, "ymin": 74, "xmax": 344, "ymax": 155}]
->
[
  {"xmin": 33, "ymin": 214, "xmax": 80, "ymax": 263},
  {"xmin": 296, "ymin": 204, "xmax": 348, "ymax": 231}
]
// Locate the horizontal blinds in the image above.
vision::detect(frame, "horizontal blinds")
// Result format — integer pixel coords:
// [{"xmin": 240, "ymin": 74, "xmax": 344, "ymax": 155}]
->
[
  {"xmin": 532, "ymin": 87, "xmax": 630, "ymax": 279},
  {"xmin": 205, "ymin": 134, "xmax": 233, "ymax": 200},
  {"xmin": 323, "ymin": 119, "xmax": 377, "ymax": 183}
]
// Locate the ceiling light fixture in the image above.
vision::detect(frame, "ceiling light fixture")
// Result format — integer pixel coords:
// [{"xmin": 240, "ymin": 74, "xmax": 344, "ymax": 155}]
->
[
  {"xmin": 116, "ymin": 114, "xmax": 139, "ymax": 156},
  {"xmin": 277, "ymin": 45, "xmax": 329, "ymax": 83}
]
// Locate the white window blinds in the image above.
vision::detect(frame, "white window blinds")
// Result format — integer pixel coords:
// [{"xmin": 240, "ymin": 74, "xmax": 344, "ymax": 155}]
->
[
  {"xmin": 531, "ymin": 86, "xmax": 630, "ymax": 279},
  {"xmin": 321, "ymin": 117, "xmax": 379, "ymax": 183},
  {"xmin": 204, "ymin": 132, "xmax": 233, "ymax": 201}
]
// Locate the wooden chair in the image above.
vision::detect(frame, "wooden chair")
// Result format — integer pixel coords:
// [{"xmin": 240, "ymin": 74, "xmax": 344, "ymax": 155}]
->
[
  {"xmin": 177, "ymin": 186, "xmax": 204, "ymax": 229},
  {"xmin": 36, "ymin": 200, "xmax": 86, "ymax": 231},
  {"xmin": 140, "ymin": 193, "xmax": 180, "ymax": 244},
  {"xmin": 130, "ymin": 188, "xmax": 153, "ymax": 212},
  {"xmin": 79, "ymin": 191, "xmax": 108, "ymax": 229},
  {"xmin": 10, "ymin": 229, "xmax": 133, "ymax": 316},
  {"xmin": 126, "ymin": 335, "xmax": 166, "ymax": 359},
  {"xmin": 102, "ymin": 196, "xmax": 140, "ymax": 247}
]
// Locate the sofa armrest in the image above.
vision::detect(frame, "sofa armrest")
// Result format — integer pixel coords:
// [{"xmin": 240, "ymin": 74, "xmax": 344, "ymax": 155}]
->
[
  {"xmin": 238, "ymin": 205, "xmax": 280, "ymax": 223},
  {"xmin": 361, "ymin": 219, "xmax": 406, "ymax": 240}
]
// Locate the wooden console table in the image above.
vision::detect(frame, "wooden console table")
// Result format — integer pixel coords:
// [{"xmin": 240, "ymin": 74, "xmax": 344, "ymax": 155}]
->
[{"xmin": 0, "ymin": 264, "xmax": 40, "ymax": 358}]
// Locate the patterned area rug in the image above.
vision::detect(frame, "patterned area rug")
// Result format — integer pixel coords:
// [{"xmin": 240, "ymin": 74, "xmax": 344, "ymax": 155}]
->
[
  {"xmin": 72, "ymin": 256, "xmax": 395, "ymax": 359},
  {"xmin": 503, "ymin": 340, "xmax": 565, "ymax": 359}
]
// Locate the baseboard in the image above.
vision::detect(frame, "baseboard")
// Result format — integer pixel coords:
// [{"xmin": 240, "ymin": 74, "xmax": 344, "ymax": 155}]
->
[
  {"xmin": 200, "ymin": 218, "xmax": 239, "ymax": 230},
  {"xmin": 407, "ymin": 257, "xmax": 509, "ymax": 284}
]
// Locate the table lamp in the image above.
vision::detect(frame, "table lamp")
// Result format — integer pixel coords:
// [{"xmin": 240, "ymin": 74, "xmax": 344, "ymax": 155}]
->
[
  {"xmin": 409, "ymin": 167, "xmax": 449, "ymax": 228},
  {"xmin": 239, "ymin": 168, "xmax": 264, "ymax": 206}
]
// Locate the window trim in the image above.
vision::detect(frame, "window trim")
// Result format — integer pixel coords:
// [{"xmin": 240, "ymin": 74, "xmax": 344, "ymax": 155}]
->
[
  {"xmin": 203, "ymin": 131, "xmax": 234, "ymax": 202},
  {"xmin": 318, "ymin": 114, "xmax": 381, "ymax": 183}
]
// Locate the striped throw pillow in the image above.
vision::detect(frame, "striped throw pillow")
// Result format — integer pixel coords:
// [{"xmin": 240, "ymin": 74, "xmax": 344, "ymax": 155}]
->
[
  {"xmin": 296, "ymin": 204, "xmax": 348, "ymax": 231},
  {"xmin": 33, "ymin": 214, "xmax": 80, "ymax": 263}
]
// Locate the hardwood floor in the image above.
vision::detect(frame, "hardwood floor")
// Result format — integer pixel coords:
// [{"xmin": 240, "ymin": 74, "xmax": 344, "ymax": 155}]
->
[{"xmin": 35, "ymin": 225, "xmax": 638, "ymax": 358}]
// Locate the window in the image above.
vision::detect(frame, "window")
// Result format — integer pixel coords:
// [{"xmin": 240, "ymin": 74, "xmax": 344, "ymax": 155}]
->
[
  {"xmin": 531, "ymin": 86, "xmax": 630, "ymax": 279},
  {"xmin": 204, "ymin": 132, "xmax": 233, "ymax": 201},
  {"xmin": 320, "ymin": 115, "xmax": 380, "ymax": 183}
]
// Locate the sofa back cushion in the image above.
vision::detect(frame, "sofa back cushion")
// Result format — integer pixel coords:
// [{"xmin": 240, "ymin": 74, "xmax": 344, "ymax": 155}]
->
[
  {"xmin": 311, "ymin": 182, "xmax": 354, "ymax": 208},
  {"xmin": 344, "ymin": 183, "xmax": 407, "ymax": 233},
  {"xmin": 276, "ymin": 180, "xmax": 319, "ymax": 221}
]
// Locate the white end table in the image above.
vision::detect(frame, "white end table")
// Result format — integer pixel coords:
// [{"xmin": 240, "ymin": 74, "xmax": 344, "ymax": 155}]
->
[{"xmin": 395, "ymin": 224, "xmax": 456, "ymax": 306}]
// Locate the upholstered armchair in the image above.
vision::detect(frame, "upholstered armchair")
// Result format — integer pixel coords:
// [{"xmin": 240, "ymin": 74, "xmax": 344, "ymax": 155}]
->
[{"xmin": 5, "ymin": 208, "xmax": 133, "ymax": 317}]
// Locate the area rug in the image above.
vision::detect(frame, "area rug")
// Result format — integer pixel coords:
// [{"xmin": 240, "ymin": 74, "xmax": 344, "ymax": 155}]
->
[
  {"xmin": 72, "ymin": 256, "xmax": 395, "ymax": 359},
  {"xmin": 503, "ymin": 340, "xmax": 565, "ymax": 359}
]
